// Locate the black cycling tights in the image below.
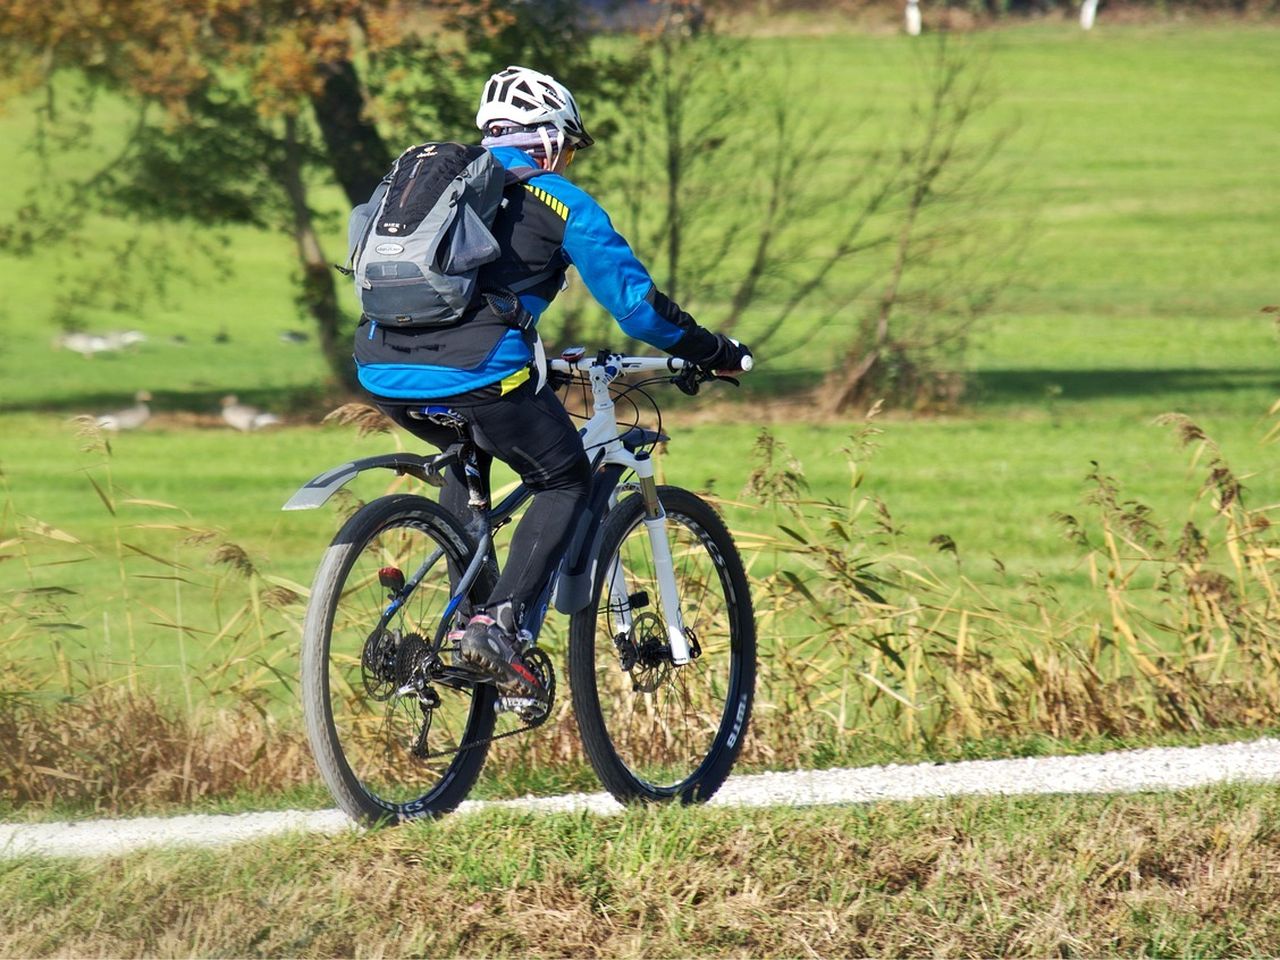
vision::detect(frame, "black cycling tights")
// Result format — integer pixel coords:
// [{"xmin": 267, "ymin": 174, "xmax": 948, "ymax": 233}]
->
[{"xmin": 377, "ymin": 383, "xmax": 591, "ymax": 628}]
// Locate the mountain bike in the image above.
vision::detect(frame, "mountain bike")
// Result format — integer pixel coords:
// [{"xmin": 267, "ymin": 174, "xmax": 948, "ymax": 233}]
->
[{"xmin": 284, "ymin": 349, "xmax": 756, "ymax": 824}]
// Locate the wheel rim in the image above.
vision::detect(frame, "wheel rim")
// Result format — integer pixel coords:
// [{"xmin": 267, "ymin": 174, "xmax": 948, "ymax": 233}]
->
[
  {"xmin": 592, "ymin": 509, "xmax": 739, "ymax": 793},
  {"xmin": 327, "ymin": 517, "xmax": 483, "ymax": 810}
]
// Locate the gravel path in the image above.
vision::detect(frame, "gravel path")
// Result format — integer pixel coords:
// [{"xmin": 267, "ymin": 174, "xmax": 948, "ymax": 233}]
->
[{"xmin": 5, "ymin": 738, "xmax": 1280, "ymax": 860}]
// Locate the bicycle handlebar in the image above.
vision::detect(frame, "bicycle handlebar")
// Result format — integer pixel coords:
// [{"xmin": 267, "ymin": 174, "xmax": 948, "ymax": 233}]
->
[{"xmin": 548, "ymin": 351, "xmax": 754, "ymax": 375}]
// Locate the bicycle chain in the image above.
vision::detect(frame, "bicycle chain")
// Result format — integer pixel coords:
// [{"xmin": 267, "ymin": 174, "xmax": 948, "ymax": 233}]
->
[{"xmin": 420, "ymin": 712, "xmax": 543, "ymax": 760}]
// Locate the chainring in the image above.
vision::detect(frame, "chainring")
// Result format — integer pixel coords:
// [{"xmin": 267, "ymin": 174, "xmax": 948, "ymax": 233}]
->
[
  {"xmin": 415, "ymin": 646, "xmax": 557, "ymax": 760},
  {"xmin": 524, "ymin": 646, "xmax": 556, "ymax": 721}
]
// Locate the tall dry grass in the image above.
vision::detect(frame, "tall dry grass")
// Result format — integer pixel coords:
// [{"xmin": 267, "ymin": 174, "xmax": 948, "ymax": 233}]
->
[
  {"xmin": 0, "ymin": 672, "xmax": 312, "ymax": 810},
  {"xmin": 4, "ymin": 403, "xmax": 1279, "ymax": 813},
  {"xmin": 0, "ymin": 420, "xmax": 313, "ymax": 811},
  {"xmin": 740, "ymin": 403, "xmax": 1280, "ymax": 765}
]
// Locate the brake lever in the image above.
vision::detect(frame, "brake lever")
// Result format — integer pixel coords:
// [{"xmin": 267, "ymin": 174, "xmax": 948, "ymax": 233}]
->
[
  {"xmin": 673, "ymin": 367, "xmax": 742, "ymax": 395},
  {"xmin": 673, "ymin": 365, "xmax": 701, "ymax": 396}
]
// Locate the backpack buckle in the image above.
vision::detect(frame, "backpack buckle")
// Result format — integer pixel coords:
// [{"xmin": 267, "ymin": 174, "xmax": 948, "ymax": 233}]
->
[{"xmin": 407, "ymin": 405, "xmax": 469, "ymax": 434}]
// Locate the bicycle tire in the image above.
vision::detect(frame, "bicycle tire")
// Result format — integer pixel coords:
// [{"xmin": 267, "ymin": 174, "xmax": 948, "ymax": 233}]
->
[
  {"xmin": 301, "ymin": 494, "xmax": 496, "ymax": 824},
  {"xmin": 568, "ymin": 485, "xmax": 755, "ymax": 804}
]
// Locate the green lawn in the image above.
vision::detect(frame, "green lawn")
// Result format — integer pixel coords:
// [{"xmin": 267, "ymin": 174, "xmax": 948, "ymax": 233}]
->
[{"xmin": 1, "ymin": 22, "xmax": 1277, "ymax": 413}]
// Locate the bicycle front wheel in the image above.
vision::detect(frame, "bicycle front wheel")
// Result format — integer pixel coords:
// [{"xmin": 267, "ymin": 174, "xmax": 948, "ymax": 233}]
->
[
  {"xmin": 568, "ymin": 486, "xmax": 755, "ymax": 804},
  {"xmin": 301, "ymin": 494, "xmax": 496, "ymax": 825}
]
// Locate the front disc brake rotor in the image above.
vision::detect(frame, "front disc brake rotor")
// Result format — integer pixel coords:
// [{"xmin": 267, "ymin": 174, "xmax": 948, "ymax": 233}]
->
[{"xmin": 628, "ymin": 612, "xmax": 672, "ymax": 693}]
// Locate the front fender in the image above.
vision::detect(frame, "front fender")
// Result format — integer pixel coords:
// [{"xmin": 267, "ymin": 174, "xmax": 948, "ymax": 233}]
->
[{"xmin": 281, "ymin": 453, "xmax": 445, "ymax": 511}]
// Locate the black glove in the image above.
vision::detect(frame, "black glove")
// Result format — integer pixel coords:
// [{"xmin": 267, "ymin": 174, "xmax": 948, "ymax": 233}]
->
[{"xmin": 698, "ymin": 334, "xmax": 753, "ymax": 374}]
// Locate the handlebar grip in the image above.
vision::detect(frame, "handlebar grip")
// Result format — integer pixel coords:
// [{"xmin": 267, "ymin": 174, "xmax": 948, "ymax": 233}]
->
[{"xmin": 740, "ymin": 355, "xmax": 754, "ymax": 373}]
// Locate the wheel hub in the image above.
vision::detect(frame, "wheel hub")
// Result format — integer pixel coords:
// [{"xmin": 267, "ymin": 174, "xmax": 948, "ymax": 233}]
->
[{"xmin": 627, "ymin": 612, "xmax": 672, "ymax": 693}]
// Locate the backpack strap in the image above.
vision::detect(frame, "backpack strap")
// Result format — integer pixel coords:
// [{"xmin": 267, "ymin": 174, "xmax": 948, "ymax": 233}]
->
[
  {"xmin": 484, "ymin": 165, "xmax": 560, "ymax": 325},
  {"xmin": 501, "ymin": 166, "xmax": 560, "ymax": 294},
  {"xmin": 504, "ymin": 166, "xmax": 549, "ymax": 186},
  {"xmin": 507, "ymin": 270, "xmax": 559, "ymax": 295}
]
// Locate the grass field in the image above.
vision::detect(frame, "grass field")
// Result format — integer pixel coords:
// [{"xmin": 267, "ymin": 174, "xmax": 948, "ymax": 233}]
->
[
  {"xmin": 1, "ymin": 23, "xmax": 1276, "ymax": 412},
  {"xmin": 3, "ymin": 21, "xmax": 1280, "ymax": 806},
  {"xmin": 6, "ymin": 783, "xmax": 1280, "ymax": 955}
]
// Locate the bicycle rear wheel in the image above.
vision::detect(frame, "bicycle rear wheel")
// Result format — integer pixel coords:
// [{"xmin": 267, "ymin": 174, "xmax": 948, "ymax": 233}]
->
[
  {"xmin": 568, "ymin": 486, "xmax": 755, "ymax": 804},
  {"xmin": 301, "ymin": 494, "xmax": 495, "ymax": 824}
]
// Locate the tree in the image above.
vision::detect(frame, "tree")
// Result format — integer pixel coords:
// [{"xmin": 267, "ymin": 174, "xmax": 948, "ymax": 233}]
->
[
  {"xmin": 819, "ymin": 42, "xmax": 1023, "ymax": 413},
  {"xmin": 0, "ymin": 0, "xmax": 627, "ymax": 389},
  {"xmin": 602, "ymin": 12, "xmax": 1023, "ymax": 411}
]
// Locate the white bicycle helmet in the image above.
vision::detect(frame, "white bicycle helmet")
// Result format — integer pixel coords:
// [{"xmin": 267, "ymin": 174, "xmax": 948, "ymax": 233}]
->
[{"xmin": 476, "ymin": 65, "xmax": 594, "ymax": 151}]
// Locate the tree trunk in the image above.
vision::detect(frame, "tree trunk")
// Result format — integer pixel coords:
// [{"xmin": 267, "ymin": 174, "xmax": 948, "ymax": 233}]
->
[
  {"xmin": 281, "ymin": 115, "xmax": 358, "ymax": 391},
  {"xmin": 310, "ymin": 59, "xmax": 393, "ymax": 207},
  {"xmin": 820, "ymin": 198, "xmax": 921, "ymax": 415},
  {"xmin": 659, "ymin": 38, "xmax": 682, "ymax": 302}
]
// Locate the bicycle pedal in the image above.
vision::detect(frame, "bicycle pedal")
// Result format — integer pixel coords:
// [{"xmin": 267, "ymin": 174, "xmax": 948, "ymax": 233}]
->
[{"xmin": 495, "ymin": 696, "xmax": 548, "ymax": 721}]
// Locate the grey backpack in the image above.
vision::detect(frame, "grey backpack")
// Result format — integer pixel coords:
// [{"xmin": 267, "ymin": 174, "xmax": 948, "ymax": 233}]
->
[{"xmin": 346, "ymin": 142, "xmax": 544, "ymax": 329}]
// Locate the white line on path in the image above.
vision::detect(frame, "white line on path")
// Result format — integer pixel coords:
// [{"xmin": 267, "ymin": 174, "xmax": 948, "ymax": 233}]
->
[{"xmin": 5, "ymin": 738, "xmax": 1280, "ymax": 860}]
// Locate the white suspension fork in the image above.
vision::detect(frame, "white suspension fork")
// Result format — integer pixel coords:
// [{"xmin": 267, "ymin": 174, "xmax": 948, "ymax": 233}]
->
[
  {"xmin": 605, "ymin": 551, "xmax": 632, "ymax": 637},
  {"xmin": 577, "ymin": 355, "xmax": 689, "ymax": 663},
  {"xmin": 635, "ymin": 457, "xmax": 691, "ymax": 665}
]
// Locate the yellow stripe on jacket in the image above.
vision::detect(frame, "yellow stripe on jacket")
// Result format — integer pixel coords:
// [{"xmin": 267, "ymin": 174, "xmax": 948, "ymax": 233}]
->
[{"xmin": 525, "ymin": 184, "xmax": 569, "ymax": 221}]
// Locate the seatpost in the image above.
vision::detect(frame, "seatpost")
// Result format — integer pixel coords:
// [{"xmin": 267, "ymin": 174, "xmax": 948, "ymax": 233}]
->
[{"xmin": 461, "ymin": 443, "xmax": 488, "ymax": 511}]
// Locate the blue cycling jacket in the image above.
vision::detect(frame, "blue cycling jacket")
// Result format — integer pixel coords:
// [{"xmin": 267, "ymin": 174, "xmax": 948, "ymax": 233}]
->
[{"xmin": 354, "ymin": 146, "xmax": 714, "ymax": 400}]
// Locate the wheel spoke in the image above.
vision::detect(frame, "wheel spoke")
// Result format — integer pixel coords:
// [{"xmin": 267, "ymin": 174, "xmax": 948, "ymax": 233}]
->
[
  {"xmin": 587, "ymin": 500, "xmax": 746, "ymax": 793},
  {"xmin": 304, "ymin": 501, "xmax": 495, "ymax": 822}
]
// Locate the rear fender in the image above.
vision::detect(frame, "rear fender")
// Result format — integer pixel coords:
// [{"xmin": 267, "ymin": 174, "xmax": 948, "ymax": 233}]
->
[{"xmin": 281, "ymin": 452, "xmax": 453, "ymax": 511}]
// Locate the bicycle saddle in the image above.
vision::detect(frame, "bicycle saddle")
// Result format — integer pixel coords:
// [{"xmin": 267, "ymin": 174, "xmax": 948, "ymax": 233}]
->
[{"xmin": 407, "ymin": 405, "xmax": 469, "ymax": 434}]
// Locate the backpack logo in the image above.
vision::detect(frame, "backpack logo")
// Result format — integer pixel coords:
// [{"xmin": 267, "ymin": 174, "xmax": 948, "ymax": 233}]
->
[{"xmin": 374, "ymin": 242, "xmax": 405, "ymax": 256}]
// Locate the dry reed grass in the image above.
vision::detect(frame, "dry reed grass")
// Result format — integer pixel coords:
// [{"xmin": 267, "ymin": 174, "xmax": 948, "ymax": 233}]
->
[
  {"xmin": 741, "ymin": 403, "xmax": 1280, "ymax": 764},
  {"xmin": 4, "ymin": 403, "xmax": 1280, "ymax": 813},
  {"xmin": 0, "ymin": 667, "xmax": 312, "ymax": 810},
  {"xmin": 1, "ymin": 421, "xmax": 314, "ymax": 811}
]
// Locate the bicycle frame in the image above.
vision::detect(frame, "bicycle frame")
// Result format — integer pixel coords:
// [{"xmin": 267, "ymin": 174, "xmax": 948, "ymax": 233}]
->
[
  {"xmin": 284, "ymin": 351, "xmax": 698, "ymax": 666},
  {"xmin": 460, "ymin": 351, "xmax": 694, "ymax": 664}
]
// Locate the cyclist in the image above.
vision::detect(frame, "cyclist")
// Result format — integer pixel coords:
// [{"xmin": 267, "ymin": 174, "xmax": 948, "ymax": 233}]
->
[{"xmin": 354, "ymin": 65, "xmax": 752, "ymax": 702}]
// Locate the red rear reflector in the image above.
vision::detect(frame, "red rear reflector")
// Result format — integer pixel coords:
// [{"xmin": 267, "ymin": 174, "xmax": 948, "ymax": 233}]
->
[{"xmin": 378, "ymin": 566, "xmax": 406, "ymax": 592}]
